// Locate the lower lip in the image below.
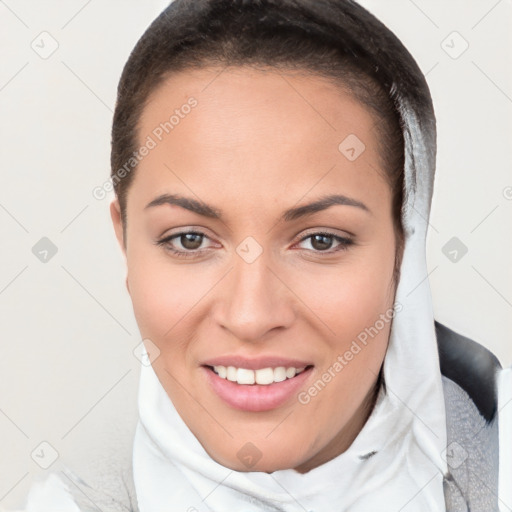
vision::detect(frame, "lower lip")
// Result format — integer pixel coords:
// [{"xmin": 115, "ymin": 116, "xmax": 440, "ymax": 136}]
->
[{"xmin": 202, "ymin": 366, "xmax": 313, "ymax": 412}]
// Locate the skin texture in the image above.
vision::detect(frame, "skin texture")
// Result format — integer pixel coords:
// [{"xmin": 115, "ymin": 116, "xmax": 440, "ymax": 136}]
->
[{"xmin": 110, "ymin": 66, "xmax": 398, "ymax": 473}]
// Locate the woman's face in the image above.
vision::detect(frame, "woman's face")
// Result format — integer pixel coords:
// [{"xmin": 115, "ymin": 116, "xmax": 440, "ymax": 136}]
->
[{"xmin": 111, "ymin": 66, "xmax": 398, "ymax": 472}]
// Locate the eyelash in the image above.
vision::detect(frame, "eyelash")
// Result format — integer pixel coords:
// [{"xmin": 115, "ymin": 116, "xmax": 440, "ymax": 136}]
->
[{"xmin": 155, "ymin": 230, "xmax": 354, "ymax": 259}]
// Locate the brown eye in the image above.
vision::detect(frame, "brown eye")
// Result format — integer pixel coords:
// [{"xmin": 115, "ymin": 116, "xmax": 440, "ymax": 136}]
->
[
  {"xmin": 179, "ymin": 233, "xmax": 204, "ymax": 250},
  {"xmin": 310, "ymin": 234, "xmax": 335, "ymax": 251},
  {"xmin": 155, "ymin": 230, "xmax": 211, "ymax": 259},
  {"xmin": 296, "ymin": 231, "xmax": 354, "ymax": 255}
]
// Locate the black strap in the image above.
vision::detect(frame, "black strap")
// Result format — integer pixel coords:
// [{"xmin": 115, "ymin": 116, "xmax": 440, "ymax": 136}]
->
[{"xmin": 435, "ymin": 320, "xmax": 501, "ymax": 423}]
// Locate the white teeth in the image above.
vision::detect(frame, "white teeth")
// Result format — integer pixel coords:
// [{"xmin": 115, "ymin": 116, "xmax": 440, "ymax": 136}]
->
[
  {"xmin": 211, "ymin": 365, "xmax": 308, "ymax": 385},
  {"xmin": 255, "ymin": 367, "xmax": 274, "ymax": 385},
  {"xmin": 214, "ymin": 365, "xmax": 227, "ymax": 379},
  {"xmin": 285, "ymin": 367, "xmax": 297, "ymax": 378},
  {"xmin": 274, "ymin": 367, "xmax": 287, "ymax": 382},
  {"xmin": 226, "ymin": 366, "xmax": 237, "ymax": 381},
  {"xmin": 237, "ymin": 368, "xmax": 255, "ymax": 385}
]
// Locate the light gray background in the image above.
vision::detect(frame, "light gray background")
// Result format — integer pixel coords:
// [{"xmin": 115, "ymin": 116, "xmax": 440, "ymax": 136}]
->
[{"xmin": 1, "ymin": 0, "xmax": 511, "ymax": 508}]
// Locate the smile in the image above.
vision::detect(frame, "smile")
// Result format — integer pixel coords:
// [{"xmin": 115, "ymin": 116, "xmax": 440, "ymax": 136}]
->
[{"xmin": 210, "ymin": 365, "xmax": 308, "ymax": 385}]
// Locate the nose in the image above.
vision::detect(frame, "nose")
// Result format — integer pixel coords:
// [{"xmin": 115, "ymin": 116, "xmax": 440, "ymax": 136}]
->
[{"xmin": 213, "ymin": 250, "xmax": 296, "ymax": 342}]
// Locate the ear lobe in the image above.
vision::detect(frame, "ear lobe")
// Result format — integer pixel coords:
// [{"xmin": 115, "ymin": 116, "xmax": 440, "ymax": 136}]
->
[{"xmin": 110, "ymin": 197, "xmax": 126, "ymax": 256}]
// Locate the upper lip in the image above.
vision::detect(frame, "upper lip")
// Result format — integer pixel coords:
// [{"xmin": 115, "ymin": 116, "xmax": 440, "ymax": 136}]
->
[{"xmin": 201, "ymin": 355, "xmax": 313, "ymax": 370}]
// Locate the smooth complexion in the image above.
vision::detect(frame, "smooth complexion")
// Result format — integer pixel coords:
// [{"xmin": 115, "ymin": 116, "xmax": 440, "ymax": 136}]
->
[{"xmin": 111, "ymin": 66, "xmax": 398, "ymax": 473}]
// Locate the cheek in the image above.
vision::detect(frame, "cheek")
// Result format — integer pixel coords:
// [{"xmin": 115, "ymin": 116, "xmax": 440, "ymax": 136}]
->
[
  {"xmin": 299, "ymin": 239, "xmax": 396, "ymax": 394},
  {"xmin": 126, "ymin": 244, "xmax": 204, "ymax": 341},
  {"xmin": 305, "ymin": 242, "xmax": 396, "ymax": 341},
  {"xmin": 294, "ymin": 254, "xmax": 394, "ymax": 438}
]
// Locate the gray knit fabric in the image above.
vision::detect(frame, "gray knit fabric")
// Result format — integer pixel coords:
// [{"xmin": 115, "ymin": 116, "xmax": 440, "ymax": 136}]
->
[
  {"xmin": 441, "ymin": 376, "xmax": 499, "ymax": 512},
  {"xmin": 59, "ymin": 463, "xmax": 138, "ymax": 512}
]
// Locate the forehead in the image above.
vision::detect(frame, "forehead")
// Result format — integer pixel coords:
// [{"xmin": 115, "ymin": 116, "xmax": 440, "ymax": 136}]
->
[{"xmin": 130, "ymin": 66, "xmax": 389, "ymax": 213}]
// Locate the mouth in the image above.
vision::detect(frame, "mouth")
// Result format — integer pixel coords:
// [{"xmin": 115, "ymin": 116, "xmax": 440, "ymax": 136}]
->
[{"xmin": 201, "ymin": 362, "xmax": 314, "ymax": 412}]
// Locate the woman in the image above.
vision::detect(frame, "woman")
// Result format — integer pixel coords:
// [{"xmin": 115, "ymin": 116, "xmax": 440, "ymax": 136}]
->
[{"xmin": 21, "ymin": 0, "xmax": 510, "ymax": 511}]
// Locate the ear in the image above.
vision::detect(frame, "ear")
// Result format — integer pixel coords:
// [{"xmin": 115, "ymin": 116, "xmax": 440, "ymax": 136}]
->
[
  {"xmin": 110, "ymin": 197, "xmax": 126, "ymax": 257},
  {"xmin": 110, "ymin": 198, "xmax": 130, "ymax": 294}
]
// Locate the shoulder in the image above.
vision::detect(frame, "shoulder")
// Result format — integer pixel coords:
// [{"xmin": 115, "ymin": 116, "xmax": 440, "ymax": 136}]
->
[
  {"xmin": 19, "ymin": 412, "xmax": 139, "ymax": 512},
  {"xmin": 21, "ymin": 463, "xmax": 138, "ymax": 512},
  {"xmin": 19, "ymin": 421, "xmax": 139, "ymax": 512},
  {"xmin": 18, "ymin": 471, "xmax": 79, "ymax": 511},
  {"xmin": 435, "ymin": 320, "xmax": 501, "ymax": 423},
  {"xmin": 435, "ymin": 321, "xmax": 504, "ymax": 511}
]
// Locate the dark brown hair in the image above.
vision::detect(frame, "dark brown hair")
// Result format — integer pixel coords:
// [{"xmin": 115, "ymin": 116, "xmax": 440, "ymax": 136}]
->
[{"xmin": 111, "ymin": 0, "xmax": 437, "ymax": 278}]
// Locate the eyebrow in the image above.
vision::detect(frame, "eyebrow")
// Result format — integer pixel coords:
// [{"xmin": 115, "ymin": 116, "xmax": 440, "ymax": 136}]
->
[{"xmin": 144, "ymin": 193, "xmax": 370, "ymax": 222}]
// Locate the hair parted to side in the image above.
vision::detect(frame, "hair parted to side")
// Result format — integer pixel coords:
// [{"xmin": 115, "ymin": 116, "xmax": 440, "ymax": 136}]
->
[{"xmin": 111, "ymin": 0, "xmax": 437, "ymax": 282}]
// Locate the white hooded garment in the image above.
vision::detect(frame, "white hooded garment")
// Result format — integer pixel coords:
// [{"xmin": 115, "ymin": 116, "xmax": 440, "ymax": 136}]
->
[{"xmin": 18, "ymin": 1, "xmax": 509, "ymax": 511}]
